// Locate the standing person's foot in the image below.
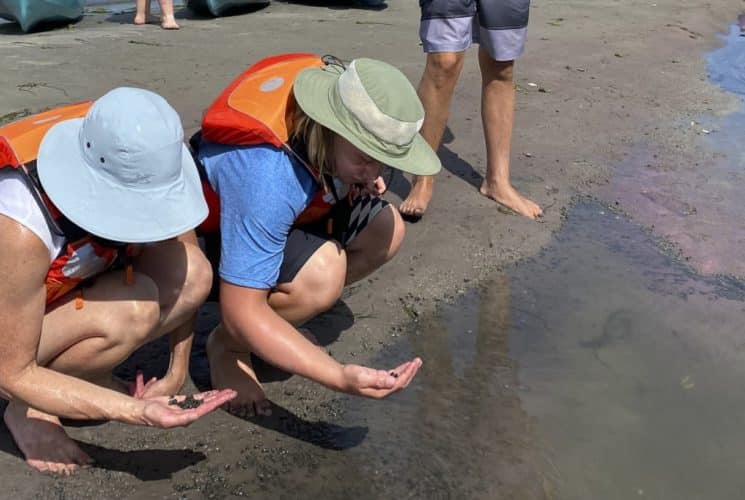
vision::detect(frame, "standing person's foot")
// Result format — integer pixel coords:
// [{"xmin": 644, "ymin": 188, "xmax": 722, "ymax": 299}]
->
[
  {"xmin": 134, "ymin": 2, "xmax": 150, "ymax": 25},
  {"xmin": 479, "ymin": 180, "xmax": 543, "ymax": 219},
  {"xmin": 160, "ymin": 15, "xmax": 180, "ymax": 29},
  {"xmin": 399, "ymin": 175, "xmax": 434, "ymax": 220},
  {"xmin": 4, "ymin": 401, "xmax": 92, "ymax": 474},
  {"xmin": 206, "ymin": 326, "xmax": 271, "ymax": 417}
]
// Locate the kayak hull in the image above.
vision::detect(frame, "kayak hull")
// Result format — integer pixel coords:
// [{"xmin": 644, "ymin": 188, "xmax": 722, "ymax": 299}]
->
[{"xmin": 0, "ymin": 0, "xmax": 84, "ymax": 32}]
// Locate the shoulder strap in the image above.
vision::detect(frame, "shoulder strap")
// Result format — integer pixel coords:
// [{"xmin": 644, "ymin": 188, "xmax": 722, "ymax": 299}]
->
[{"xmin": 16, "ymin": 161, "xmax": 64, "ymax": 238}]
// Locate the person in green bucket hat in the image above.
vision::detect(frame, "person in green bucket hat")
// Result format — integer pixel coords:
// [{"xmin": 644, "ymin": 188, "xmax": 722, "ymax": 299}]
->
[{"xmin": 196, "ymin": 56, "xmax": 441, "ymax": 416}]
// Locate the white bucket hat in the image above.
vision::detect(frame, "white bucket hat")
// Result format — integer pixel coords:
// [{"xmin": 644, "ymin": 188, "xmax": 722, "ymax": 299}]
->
[{"xmin": 37, "ymin": 87, "xmax": 207, "ymax": 243}]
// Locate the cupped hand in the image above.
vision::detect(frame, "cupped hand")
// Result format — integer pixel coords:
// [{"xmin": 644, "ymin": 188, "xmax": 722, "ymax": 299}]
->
[
  {"xmin": 129, "ymin": 370, "xmax": 183, "ymax": 400},
  {"xmin": 341, "ymin": 358, "xmax": 422, "ymax": 399},
  {"xmin": 140, "ymin": 389, "xmax": 236, "ymax": 428}
]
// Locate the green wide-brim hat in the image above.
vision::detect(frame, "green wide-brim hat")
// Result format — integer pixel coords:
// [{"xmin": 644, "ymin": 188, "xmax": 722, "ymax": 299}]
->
[{"xmin": 293, "ymin": 58, "xmax": 441, "ymax": 176}]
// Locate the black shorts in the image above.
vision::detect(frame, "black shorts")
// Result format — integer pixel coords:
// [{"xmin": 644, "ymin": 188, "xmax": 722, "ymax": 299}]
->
[{"xmin": 278, "ymin": 195, "xmax": 389, "ymax": 284}]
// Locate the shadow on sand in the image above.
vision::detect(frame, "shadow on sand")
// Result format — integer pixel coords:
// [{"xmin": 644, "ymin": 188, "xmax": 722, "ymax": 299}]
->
[
  {"xmin": 114, "ymin": 299, "xmax": 365, "ymax": 450},
  {"xmin": 232, "ymin": 402, "xmax": 368, "ymax": 450}
]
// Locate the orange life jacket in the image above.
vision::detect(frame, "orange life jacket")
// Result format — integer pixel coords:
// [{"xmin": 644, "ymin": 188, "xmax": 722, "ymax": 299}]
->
[
  {"xmin": 196, "ymin": 53, "xmax": 338, "ymax": 234},
  {"xmin": 0, "ymin": 103, "xmax": 128, "ymax": 305}
]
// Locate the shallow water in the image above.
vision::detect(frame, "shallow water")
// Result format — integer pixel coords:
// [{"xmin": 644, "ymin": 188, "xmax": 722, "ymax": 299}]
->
[{"xmin": 508, "ymin": 201, "xmax": 745, "ymax": 499}]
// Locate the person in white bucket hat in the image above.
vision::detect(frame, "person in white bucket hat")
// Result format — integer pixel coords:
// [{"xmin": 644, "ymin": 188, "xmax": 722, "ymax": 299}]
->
[
  {"xmin": 194, "ymin": 54, "xmax": 441, "ymax": 417},
  {"xmin": 0, "ymin": 87, "xmax": 235, "ymax": 474}
]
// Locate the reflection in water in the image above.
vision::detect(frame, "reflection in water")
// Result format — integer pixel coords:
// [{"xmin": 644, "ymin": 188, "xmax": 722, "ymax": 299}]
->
[
  {"xmin": 510, "ymin": 201, "xmax": 745, "ymax": 500},
  {"xmin": 230, "ymin": 276, "xmax": 552, "ymax": 500},
  {"xmin": 236, "ymin": 274, "xmax": 553, "ymax": 499},
  {"xmin": 400, "ymin": 274, "xmax": 553, "ymax": 499}
]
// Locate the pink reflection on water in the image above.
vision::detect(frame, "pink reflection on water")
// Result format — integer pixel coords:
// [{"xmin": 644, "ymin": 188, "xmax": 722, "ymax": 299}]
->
[{"xmin": 598, "ymin": 141, "xmax": 745, "ymax": 278}]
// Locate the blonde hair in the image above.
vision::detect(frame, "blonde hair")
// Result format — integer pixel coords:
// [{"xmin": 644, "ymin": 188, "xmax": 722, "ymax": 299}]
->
[{"xmin": 290, "ymin": 106, "xmax": 336, "ymax": 178}]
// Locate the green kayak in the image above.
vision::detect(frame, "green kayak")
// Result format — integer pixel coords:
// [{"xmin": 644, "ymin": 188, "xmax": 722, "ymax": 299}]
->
[
  {"xmin": 0, "ymin": 0, "xmax": 84, "ymax": 32},
  {"xmin": 187, "ymin": 0, "xmax": 268, "ymax": 17}
]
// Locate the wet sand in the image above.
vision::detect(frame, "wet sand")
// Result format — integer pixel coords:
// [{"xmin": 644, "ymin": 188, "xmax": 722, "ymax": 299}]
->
[{"xmin": 0, "ymin": 0, "xmax": 742, "ymax": 497}]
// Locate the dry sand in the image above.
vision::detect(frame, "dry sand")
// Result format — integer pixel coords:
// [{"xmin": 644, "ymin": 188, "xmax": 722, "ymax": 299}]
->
[{"xmin": 0, "ymin": 0, "xmax": 742, "ymax": 497}]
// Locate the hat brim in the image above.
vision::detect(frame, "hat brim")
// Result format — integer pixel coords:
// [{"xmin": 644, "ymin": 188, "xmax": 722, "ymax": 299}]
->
[
  {"xmin": 293, "ymin": 67, "xmax": 441, "ymax": 177},
  {"xmin": 37, "ymin": 119, "xmax": 208, "ymax": 243}
]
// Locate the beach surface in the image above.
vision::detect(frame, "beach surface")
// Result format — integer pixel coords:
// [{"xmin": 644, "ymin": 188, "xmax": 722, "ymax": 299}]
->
[{"xmin": 0, "ymin": 0, "xmax": 742, "ymax": 497}]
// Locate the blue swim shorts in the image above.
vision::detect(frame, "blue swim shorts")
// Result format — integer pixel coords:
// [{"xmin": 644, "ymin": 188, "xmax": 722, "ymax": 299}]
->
[{"xmin": 420, "ymin": 0, "xmax": 530, "ymax": 61}]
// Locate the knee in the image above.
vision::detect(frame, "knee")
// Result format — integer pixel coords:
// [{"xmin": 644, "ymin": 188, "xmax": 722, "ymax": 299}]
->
[
  {"xmin": 362, "ymin": 205, "xmax": 405, "ymax": 267},
  {"xmin": 426, "ymin": 52, "xmax": 464, "ymax": 83},
  {"xmin": 495, "ymin": 62, "xmax": 514, "ymax": 82},
  {"xmin": 296, "ymin": 242, "xmax": 346, "ymax": 314},
  {"xmin": 487, "ymin": 59, "xmax": 514, "ymax": 83},
  {"xmin": 179, "ymin": 244, "xmax": 213, "ymax": 313},
  {"xmin": 386, "ymin": 206, "xmax": 405, "ymax": 260},
  {"xmin": 114, "ymin": 274, "xmax": 161, "ymax": 346}
]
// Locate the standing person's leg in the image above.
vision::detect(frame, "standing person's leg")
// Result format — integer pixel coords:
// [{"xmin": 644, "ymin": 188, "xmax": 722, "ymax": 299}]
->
[
  {"xmin": 399, "ymin": 0, "xmax": 474, "ymax": 219},
  {"xmin": 157, "ymin": 0, "xmax": 180, "ymax": 29},
  {"xmin": 476, "ymin": 0, "xmax": 542, "ymax": 219},
  {"xmin": 134, "ymin": 0, "xmax": 150, "ymax": 25},
  {"xmin": 399, "ymin": 52, "xmax": 464, "ymax": 218}
]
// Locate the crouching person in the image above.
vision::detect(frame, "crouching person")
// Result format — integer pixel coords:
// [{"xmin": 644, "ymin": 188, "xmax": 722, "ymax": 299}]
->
[
  {"xmin": 0, "ymin": 88, "xmax": 236, "ymax": 474},
  {"xmin": 195, "ymin": 54, "xmax": 441, "ymax": 416}
]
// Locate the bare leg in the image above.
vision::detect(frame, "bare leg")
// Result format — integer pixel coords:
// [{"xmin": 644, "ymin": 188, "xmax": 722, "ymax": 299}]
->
[
  {"xmin": 208, "ymin": 241, "xmax": 345, "ymax": 414},
  {"xmin": 206, "ymin": 324, "xmax": 271, "ymax": 417},
  {"xmin": 478, "ymin": 48, "xmax": 543, "ymax": 219},
  {"xmin": 157, "ymin": 0, "xmax": 180, "ymax": 29},
  {"xmin": 134, "ymin": 0, "xmax": 150, "ymax": 25},
  {"xmin": 345, "ymin": 204, "xmax": 404, "ymax": 284},
  {"xmin": 269, "ymin": 241, "xmax": 346, "ymax": 325},
  {"xmin": 399, "ymin": 52, "xmax": 465, "ymax": 218}
]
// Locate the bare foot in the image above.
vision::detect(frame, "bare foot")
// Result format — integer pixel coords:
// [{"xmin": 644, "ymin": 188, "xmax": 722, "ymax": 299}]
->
[
  {"xmin": 134, "ymin": 0, "xmax": 150, "ymax": 25},
  {"xmin": 4, "ymin": 401, "xmax": 92, "ymax": 474},
  {"xmin": 399, "ymin": 175, "xmax": 435, "ymax": 220},
  {"xmin": 479, "ymin": 180, "xmax": 543, "ymax": 219},
  {"xmin": 160, "ymin": 15, "xmax": 180, "ymax": 30},
  {"xmin": 206, "ymin": 326, "xmax": 271, "ymax": 417}
]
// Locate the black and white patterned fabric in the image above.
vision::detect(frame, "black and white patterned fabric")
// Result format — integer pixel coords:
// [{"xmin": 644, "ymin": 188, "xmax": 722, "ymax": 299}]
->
[{"xmin": 341, "ymin": 196, "xmax": 387, "ymax": 246}]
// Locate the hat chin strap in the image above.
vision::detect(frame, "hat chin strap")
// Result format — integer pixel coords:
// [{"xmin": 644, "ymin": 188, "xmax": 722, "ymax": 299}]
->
[{"xmin": 336, "ymin": 60, "xmax": 423, "ymax": 147}]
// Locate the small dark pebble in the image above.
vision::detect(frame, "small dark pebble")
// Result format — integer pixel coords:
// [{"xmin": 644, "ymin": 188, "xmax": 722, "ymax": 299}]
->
[
  {"xmin": 168, "ymin": 394, "xmax": 203, "ymax": 409},
  {"xmin": 389, "ymin": 372, "xmax": 399, "ymax": 378}
]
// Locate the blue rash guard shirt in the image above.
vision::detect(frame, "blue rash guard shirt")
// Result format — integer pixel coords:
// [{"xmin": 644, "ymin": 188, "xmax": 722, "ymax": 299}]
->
[{"xmin": 199, "ymin": 142, "xmax": 318, "ymax": 289}]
